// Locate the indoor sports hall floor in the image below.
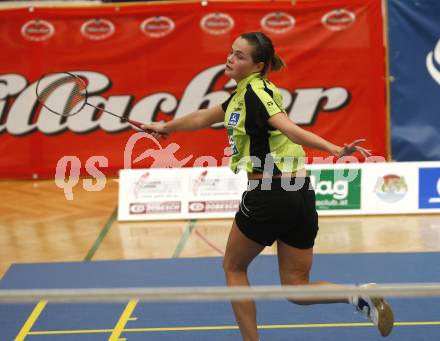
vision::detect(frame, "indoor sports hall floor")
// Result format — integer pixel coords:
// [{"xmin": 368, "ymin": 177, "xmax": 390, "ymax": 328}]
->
[{"xmin": 1, "ymin": 179, "xmax": 440, "ymax": 340}]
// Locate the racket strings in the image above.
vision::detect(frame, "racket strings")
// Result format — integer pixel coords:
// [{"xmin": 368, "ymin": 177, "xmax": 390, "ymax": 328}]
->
[
  {"xmin": 35, "ymin": 72, "xmax": 144, "ymax": 128},
  {"xmin": 36, "ymin": 73, "xmax": 87, "ymax": 117},
  {"xmin": 64, "ymin": 78, "xmax": 86, "ymax": 116}
]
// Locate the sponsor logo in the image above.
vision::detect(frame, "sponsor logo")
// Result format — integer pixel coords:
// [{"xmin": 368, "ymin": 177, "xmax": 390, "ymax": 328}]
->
[
  {"xmin": 200, "ymin": 13, "xmax": 234, "ymax": 35},
  {"xmin": 129, "ymin": 203, "xmax": 147, "ymax": 214},
  {"xmin": 228, "ymin": 112, "xmax": 240, "ymax": 126},
  {"xmin": 260, "ymin": 12, "xmax": 295, "ymax": 34},
  {"xmin": 1, "ymin": 66, "xmax": 350, "ymax": 136},
  {"xmin": 321, "ymin": 9, "xmax": 356, "ymax": 31},
  {"xmin": 426, "ymin": 39, "xmax": 440, "ymax": 85},
  {"xmin": 419, "ymin": 168, "xmax": 440, "ymax": 208},
  {"xmin": 192, "ymin": 169, "xmax": 209, "ymax": 195},
  {"xmin": 21, "ymin": 20, "xmax": 55, "ymax": 41},
  {"xmin": 310, "ymin": 169, "xmax": 361, "ymax": 210},
  {"xmin": 141, "ymin": 16, "xmax": 175, "ymax": 38},
  {"xmin": 129, "ymin": 201, "xmax": 181, "ymax": 214},
  {"xmin": 227, "ymin": 129, "xmax": 239, "ymax": 155},
  {"xmin": 188, "ymin": 201, "xmax": 205, "ymax": 212},
  {"xmin": 132, "ymin": 171, "xmax": 150, "ymax": 198},
  {"xmin": 188, "ymin": 200, "xmax": 239, "ymax": 213},
  {"xmin": 80, "ymin": 18, "xmax": 115, "ymax": 40},
  {"xmin": 374, "ymin": 174, "xmax": 408, "ymax": 203}
]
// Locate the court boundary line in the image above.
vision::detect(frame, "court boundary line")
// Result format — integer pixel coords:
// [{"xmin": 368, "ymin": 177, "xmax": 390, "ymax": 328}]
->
[
  {"xmin": 108, "ymin": 299, "xmax": 139, "ymax": 341},
  {"xmin": 194, "ymin": 228, "xmax": 224, "ymax": 255},
  {"xmin": 84, "ymin": 206, "xmax": 117, "ymax": 261},
  {"xmin": 172, "ymin": 219, "xmax": 197, "ymax": 258},
  {"xmin": 26, "ymin": 321, "xmax": 440, "ymax": 335},
  {"xmin": 14, "ymin": 300, "xmax": 47, "ymax": 341}
]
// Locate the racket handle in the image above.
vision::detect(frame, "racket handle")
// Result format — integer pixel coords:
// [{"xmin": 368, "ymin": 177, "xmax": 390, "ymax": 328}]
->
[
  {"xmin": 126, "ymin": 118, "xmax": 165, "ymax": 137},
  {"xmin": 126, "ymin": 119, "xmax": 144, "ymax": 128},
  {"xmin": 126, "ymin": 119, "xmax": 152, "ymax": 133}
]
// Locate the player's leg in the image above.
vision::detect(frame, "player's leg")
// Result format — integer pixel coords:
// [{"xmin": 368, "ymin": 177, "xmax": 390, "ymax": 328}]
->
[
  {"xmin": 223, "ymin": 220, "xmax": 265, "ymax": 341},
  {"xmin": 276, "ymin": 241, "xmax": 347, "ymax": 304}
]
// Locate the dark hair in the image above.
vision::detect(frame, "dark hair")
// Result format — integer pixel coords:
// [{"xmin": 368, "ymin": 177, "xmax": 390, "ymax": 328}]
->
[{"xmin": 240, "ymin": 32, "xmax": 286, "ymax": 75}]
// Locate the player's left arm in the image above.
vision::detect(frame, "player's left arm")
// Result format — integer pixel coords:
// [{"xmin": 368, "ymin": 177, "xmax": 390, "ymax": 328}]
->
[{"xmin": 268, "ymin": 112, "xmax": 371, "ymax": 158}]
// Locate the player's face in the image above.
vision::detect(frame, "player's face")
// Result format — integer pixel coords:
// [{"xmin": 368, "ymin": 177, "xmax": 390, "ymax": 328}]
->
[{"xmin": 225, "ymin": 37, "xmax": 263, "ymax": 82}]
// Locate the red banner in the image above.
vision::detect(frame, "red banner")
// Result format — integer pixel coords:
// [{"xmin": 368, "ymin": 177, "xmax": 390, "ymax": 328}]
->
[{"xmin": 0, "ymin": 0, "xmax": 386, "ymax": 178}]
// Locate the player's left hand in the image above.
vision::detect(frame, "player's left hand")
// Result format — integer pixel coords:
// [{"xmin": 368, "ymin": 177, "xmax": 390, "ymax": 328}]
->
[{"xmin": 338, "ymin": 139, "xmax": 371, "ymax": 158}]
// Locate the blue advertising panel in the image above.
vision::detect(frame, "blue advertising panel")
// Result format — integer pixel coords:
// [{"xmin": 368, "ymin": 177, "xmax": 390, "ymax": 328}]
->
[
  {"xmin": 388, "ymin": 0, "xmax": 440, "ymax": 161},
  {"xmin": 419, "ymin": 167, "xmax": 440, "ymax": 209}
]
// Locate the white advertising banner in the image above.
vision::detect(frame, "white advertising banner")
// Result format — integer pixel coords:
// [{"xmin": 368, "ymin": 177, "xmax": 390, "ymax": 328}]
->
[
  {"xmin": 118, "ymin": 162, "xmax": 440, "ymax": 221},
  {"xmin": 361, "ymin": 162, "xmax": 419, "ymax": 214},
  {"xmin": 118, "ymin": 167, "xmax": 248, "ymax": 221},
  {"xmin": 357, "ymin": 161, "xmax": 440, "ymax": 215}
]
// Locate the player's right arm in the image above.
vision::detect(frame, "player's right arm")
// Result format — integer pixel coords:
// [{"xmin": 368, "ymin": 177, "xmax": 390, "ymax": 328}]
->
[{"xmin": 141, "ymin": 105, "xmax": 225, "ymax": 137}]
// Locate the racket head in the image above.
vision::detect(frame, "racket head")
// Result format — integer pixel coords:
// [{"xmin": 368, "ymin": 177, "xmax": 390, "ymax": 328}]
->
[{"xmin": 35, "ymin": 72, "xmax": 88, "ymax": 117}]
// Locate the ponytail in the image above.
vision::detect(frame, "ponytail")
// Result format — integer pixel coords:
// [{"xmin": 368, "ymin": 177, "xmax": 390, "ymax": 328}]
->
[{"xmin": 270, "ymin": 53, "xmax": 286, "ymax": 72}]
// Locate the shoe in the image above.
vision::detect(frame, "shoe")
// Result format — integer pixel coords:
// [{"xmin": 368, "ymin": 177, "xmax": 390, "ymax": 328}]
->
[{"xmin": 352, "ymin": 283, "xmax": 394, "ymax": 337}]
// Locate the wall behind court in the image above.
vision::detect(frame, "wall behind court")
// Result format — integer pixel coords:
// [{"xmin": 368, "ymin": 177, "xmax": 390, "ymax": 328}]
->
[
  {"xmin": 388, "ymin": 0, "xmax": 440, "ymax": 161},
  {"xmin": 0, "ymin": 0, "xmax": 386, "ymax": 178}
]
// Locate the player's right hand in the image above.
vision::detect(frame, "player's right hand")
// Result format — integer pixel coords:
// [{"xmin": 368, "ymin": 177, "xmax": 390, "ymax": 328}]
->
[{"xmin": 140, "ymin": 122, "xmax": 169, "ymax": 139}]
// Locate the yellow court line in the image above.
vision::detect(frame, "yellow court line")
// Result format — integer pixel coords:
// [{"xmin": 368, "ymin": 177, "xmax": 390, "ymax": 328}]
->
[
  {"xmin": 125, "ymin": 321, "xmax": 440, "ymax": 332},
  {"xmin": 108, "ymin": 299, "xmax": 139, "ymax": 341},
  {"xmin": 397, "ymin": 322, "xmax": 440, "ymax": 326},
  {"xmin": 26, "ymin": 321, "xmax": 440, "ymax": 335},
  {"xmin": 29, "ymin": 329, "xmax": 113, "ymax": 335},
  {"xmin": 15, "ymin": 300, "xmax": 48, "ymax": 341}
]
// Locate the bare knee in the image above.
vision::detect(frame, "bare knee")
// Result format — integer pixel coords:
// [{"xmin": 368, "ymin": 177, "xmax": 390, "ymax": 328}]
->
[
  {"xmin": 279, "ymin": 269, "xmax": 310, "ymax": 286},
  {"xmin": 223, "ymin": 258, "xmax": 248, "ymax": 275},
  {"xmin": 223, "ymin": 259, "xmax": 250, "ymax": 288},
  {"xmin": 279, "ymin": 271, "xmax": 312, "ymax": 305}
]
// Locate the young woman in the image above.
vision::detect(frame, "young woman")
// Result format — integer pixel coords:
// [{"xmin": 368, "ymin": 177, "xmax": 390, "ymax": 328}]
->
[{"xmin": 142, "ymin": 32, "xmax": 394, "ymax": 341}]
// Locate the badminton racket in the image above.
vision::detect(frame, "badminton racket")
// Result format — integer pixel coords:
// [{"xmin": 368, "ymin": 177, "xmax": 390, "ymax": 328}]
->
[{"xmin": 35, "ymin": 72, "xmax": 150, "ymax": 131}]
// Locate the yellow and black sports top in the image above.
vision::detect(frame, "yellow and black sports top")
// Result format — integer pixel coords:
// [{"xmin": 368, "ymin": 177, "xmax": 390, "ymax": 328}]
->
[{"xmin": 222, "ymin": 72, "xmax": 305, "ymax": 174}]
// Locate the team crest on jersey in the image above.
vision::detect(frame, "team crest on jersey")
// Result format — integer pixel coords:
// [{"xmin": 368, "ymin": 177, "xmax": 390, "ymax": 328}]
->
[
  {"xmin": 228, "ymin": 112, "xmax": 240, "ymax": 126},
  {"xmin": 227, "ymin": 129, "xmax": 239, "ymax": 155}
]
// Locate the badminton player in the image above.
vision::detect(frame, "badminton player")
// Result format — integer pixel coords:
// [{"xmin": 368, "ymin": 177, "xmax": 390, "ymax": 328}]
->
[{"xmin": 142, "ymin": 31, "xmax": 394, "ymax": 341}]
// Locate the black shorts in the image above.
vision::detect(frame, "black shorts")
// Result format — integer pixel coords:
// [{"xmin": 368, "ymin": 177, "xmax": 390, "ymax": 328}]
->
[{"xmin": 235, "ymin": 177, "xmax": 319, "ymax": 249}]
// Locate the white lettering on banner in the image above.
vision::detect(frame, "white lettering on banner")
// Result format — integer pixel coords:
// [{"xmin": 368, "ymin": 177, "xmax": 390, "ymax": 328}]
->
[
  {"xmin": 0, "ymin": 66, "xmax": 351, "ymax": 136},
  {"xmin": 0, "ymin": 74, "xmax": 27, "ymax": 98},
  {"xmin": 2, "ymin": 71, "xmax": 116, "ymax": 135},
  {"xmin": 289, "ymin": 88, "xmax": 350, "ymax": 124},
  {"xmin": 174, "ymin": 65, "xmax": 232, "ymax": 119},
  {"xmin": 0, "ymin": 74, "xmax": 27, "ymax": 133},
  {"xmin": 129, "ymin": 93, "xmax": 177, "ymax": 126},
  {"xmin": 188, "ymin": 200, "xmax": 239, "ymax": 213},
  {"xmin": 427, "ymin": 39, "xmax": 440, "ymax": 85},
  {"xmin": 68, "ymin": 95, "xmax": 134, "ymax": 133},
  {"xmin": 310, "ymin": 176, "xmax": 349, "ymax": 200},
  {"xmin": 129, "ymin": 201, "xmax": 181, "ymax": 214},
  {"xmin": 429, "ymin": 178, "xmax": 440, "ymax": 203}
]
